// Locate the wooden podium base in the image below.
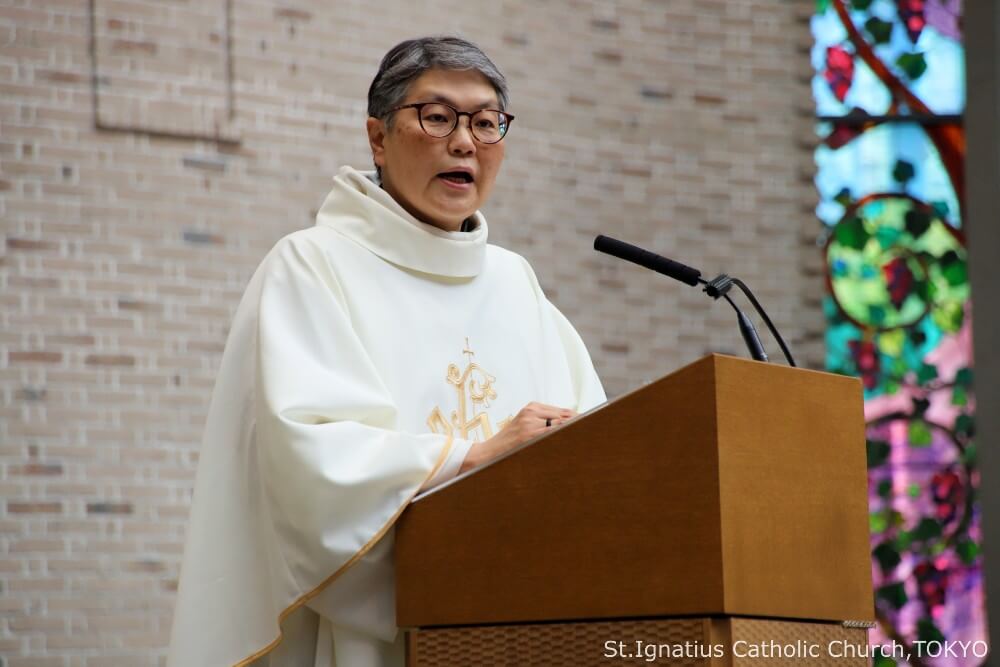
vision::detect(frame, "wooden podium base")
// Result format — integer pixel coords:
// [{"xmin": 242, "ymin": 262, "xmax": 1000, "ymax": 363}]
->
[{"xmin": 406, "ymin": 617, "xmax": 870, "ymax": 666}]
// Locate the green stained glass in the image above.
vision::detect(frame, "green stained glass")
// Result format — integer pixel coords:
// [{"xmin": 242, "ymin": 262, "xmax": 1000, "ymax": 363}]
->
[
  {"xmin": 908, "ymin": 420, "xmax": 932, "ymax": 447},
  {"xmin": 813, "ymin": 0, "xmax": 983, "ymax": 657},
  {"xmin": 896, "ymin": 52, "xmax": 928, "ymax": 80}
]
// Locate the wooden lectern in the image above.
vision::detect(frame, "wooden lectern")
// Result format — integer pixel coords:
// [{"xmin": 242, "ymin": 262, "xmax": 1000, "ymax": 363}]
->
[{"xmin": 395, "ymin": 354, "xmax": 875, "ymax": 666}]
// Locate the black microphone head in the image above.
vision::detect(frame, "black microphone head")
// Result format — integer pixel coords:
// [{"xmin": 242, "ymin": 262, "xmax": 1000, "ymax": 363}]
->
[
  {"xmin": 594, "ymin": 235, "xmax": 632, "ymax": 256},
  {"xmin": 593, "ymin": 235, "xmax": 702, "ymax": 287}
]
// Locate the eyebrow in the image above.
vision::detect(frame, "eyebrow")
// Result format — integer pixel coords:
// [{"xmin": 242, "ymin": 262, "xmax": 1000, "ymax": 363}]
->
[{"xmin": 421, "ymin": 93, "xmax": 498, "ymax": 110}]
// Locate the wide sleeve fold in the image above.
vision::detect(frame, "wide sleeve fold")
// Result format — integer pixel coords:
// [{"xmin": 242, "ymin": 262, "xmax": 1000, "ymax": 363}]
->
[
  {"xmin": 544, "ymin": 299, "xmax": 608, "ymax": 413},
  {"xmin": 513, "ymin": 252, "xmax": 607, "ymax": 414},
  {"xmin": 253, "ymin": 235, "xmax": 457, "ymax": 621}
]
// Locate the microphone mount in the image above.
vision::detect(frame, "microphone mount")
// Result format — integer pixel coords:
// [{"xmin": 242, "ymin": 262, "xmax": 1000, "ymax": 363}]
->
[
  {"xmin": 694, "ymin": 272, "xmax": 768, "ymax": 363},
  {"xmin": 702, "ymin": 273, "xmax": 734, "ymax": 300}
]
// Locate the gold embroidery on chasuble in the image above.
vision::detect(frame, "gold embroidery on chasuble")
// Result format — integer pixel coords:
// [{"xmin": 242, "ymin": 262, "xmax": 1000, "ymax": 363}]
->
[{"xmin": 427, "ymin": 338, "xmax": 514, "ymax": 443}]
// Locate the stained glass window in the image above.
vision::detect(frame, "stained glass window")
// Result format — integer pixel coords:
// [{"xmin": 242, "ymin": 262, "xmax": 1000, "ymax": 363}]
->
[{"xmin": 811, "ymin": 0, "xmax": 984, "ymax": 664}]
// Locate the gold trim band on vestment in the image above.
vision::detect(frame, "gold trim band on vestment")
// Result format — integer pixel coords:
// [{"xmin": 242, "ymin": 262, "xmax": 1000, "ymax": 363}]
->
[{"xmin": 232, "ymin": 433, "xmax": 455, "ymax": 667}]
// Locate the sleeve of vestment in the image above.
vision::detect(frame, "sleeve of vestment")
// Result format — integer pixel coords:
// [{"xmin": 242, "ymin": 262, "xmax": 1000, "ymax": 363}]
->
[
  {"xmin": 253, "ymin": 235, "xmax": 461, "ymax": 622},
  {"xmin": 544, "ymin": 298, "xmax": 608, "ymax": 413},
  {"xmin": 512, "ymin": 252, "xmax": 607, "ymax": 414}
]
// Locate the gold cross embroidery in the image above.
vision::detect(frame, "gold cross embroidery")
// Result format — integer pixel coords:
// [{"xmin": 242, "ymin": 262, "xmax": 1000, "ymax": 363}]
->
[{"xmin": 427, "ymin": 339, "xmax": 513, "ymax": 443}]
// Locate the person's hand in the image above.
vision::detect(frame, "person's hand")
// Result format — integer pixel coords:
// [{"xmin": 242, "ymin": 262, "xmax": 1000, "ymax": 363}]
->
[{"xmin": 458, "ymin": 402, "xmax": 577, "ymax": 474}]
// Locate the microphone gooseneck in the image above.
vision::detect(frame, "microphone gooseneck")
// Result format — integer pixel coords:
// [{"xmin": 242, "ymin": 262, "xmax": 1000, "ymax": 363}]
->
[
  {"xmin": 729, "ymin": 277, "xmax": 796, "ymax": 367},
  {"xmin": 730, "ymin": 296, "xmax": 769, "ymax": 363}
]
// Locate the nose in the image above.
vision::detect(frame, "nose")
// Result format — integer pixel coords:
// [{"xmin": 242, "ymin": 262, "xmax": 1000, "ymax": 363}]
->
[{"xmin": 448, "ymin": 117, "xmax": 477, "ymax": 156}]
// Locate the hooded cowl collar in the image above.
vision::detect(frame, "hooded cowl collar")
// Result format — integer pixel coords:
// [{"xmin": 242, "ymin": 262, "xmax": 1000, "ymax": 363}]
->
[{"xmin": 315, "ymin": 166, "xmax": 488, "ymax": 278}]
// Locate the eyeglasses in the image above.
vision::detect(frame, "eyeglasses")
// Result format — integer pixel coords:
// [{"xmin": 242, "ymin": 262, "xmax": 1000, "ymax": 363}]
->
[{"xmin": 386, "ymin": 102, "xmax": 514, "ymax": 144}]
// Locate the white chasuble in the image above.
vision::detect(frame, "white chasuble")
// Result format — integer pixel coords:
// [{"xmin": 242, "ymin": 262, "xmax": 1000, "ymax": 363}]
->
[{"xmin": 166, "ymin": 166, "xmax": 606, "ymax": 667}]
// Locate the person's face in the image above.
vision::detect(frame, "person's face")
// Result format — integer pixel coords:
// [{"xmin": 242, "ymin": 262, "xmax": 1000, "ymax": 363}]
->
[{"xmin": 366, "ymin": 68, "xmax": 506, "ymax": 232}]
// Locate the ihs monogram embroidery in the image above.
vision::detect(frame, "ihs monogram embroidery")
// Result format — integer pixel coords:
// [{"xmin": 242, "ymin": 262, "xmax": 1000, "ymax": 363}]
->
[{"xmin": 427, "ymin": 338, "xmax": 513, "ymax": 443}]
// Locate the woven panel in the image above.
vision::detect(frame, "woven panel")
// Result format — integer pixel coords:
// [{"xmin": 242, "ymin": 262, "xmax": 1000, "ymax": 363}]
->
[
  {"xmin": 408, "ymin": 618, "xmax": 710, "ymax": 667},
  {"xmin": 730, "ymin": 618, "xmax": 868, "ymax": 667},
  {"xmin": 409, "ymin": 618, "xmax": 870, "ymax": 667}
]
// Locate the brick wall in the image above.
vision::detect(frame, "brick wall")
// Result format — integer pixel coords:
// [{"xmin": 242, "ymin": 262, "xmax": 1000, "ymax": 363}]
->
[{"xmin": 1, "ymin": 1, "xmax": 821, "ymax": 664}]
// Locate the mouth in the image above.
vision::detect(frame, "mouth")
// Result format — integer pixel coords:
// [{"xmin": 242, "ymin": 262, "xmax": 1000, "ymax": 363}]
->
[{"xmin": 437, "ymin": 170, "xmax": 475, "ymax": 186}]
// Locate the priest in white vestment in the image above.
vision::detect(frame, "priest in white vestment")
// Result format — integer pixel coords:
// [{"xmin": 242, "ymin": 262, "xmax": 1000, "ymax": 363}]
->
[{"xmin": 167, "ymin": 36, "xmax": 606, "ymax": 667}]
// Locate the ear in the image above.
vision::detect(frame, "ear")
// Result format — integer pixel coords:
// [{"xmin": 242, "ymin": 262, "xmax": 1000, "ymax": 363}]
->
[{"xmin": 366, "ymin": 117, "xmax": 388, "ymax": 169}]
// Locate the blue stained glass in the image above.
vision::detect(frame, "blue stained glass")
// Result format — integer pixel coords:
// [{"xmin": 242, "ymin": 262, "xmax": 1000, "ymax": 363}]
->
[
  {"xmin": 815, "ymin": 123, "xmax": 961, "ymax": 228},
  {"xmin": 811, "ymin": 1, "xmax": 965, "ymax": 117}
]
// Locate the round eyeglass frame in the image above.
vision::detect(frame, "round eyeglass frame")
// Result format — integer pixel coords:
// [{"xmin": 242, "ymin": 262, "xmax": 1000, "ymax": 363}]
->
[{"xmin": 386, "ymin": 102, "xmax": 515, "ymax": 144}]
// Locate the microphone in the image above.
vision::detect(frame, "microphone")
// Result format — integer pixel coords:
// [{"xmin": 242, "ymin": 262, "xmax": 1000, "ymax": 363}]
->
[
  {"xmin": 593, "ymin": 235, "xmax": 796, "ymax": 366},
  {"xmin": 593, "ymin": 235, "xmax": 702, "ymax": 287}
]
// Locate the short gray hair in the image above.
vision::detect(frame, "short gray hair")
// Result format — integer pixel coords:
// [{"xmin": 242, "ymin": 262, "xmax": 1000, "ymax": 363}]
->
[{"xmin": 367, "ymin": 36, "xmax": 510, "ymax": 125}]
